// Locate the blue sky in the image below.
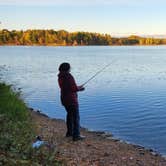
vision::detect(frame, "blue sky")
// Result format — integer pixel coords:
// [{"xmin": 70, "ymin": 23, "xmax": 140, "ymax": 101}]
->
[{"xmin": 0, "ymin": 0, "xmax": 166, "ymax": 36}]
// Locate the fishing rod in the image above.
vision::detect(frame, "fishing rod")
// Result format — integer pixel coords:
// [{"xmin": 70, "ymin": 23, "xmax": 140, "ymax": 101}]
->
[{"xmin": 82, "ymin": 61, "xmax": 114, "ymax": 86}]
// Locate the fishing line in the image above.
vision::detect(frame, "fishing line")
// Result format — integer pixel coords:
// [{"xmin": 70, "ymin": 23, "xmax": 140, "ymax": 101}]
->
[{"xmin": 82, "ymin": 60, "xmax": 115, "ymax": 86}]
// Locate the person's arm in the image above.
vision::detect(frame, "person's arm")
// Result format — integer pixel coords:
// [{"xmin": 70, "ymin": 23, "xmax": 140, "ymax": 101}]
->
[{"xmin": 69, "ymin": 74, "xmax": 85, "ymax": 92}]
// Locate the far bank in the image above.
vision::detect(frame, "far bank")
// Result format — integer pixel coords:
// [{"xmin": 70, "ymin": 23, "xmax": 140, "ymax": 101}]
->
[{"xmin": 1, "ymin": 29, "xmax": 166, "ymax": 46}]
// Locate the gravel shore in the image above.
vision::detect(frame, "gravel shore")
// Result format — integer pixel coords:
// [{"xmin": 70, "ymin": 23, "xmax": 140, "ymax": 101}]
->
[{"xmin": 30, "ymin": 109, "xmax": 166, "ymax": 166}]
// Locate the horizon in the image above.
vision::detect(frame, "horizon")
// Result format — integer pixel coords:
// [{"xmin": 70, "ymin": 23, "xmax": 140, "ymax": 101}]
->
[{"xmin": 0, "ymin": 0, "xmax": 166, "ymax": 36}]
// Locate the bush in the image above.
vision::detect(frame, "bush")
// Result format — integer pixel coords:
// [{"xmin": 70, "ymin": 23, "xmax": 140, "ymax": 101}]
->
[{"xmin": 0, "ymin": 83, "xmax": 61, "ymax": 165}]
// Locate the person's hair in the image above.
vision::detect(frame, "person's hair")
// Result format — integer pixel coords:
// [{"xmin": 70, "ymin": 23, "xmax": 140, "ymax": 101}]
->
[{"xmin": 59, "ymin": 62, "xmax": 70, "ymax": 72}]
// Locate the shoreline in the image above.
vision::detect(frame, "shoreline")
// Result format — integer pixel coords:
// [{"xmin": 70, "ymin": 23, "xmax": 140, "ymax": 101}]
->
[
  {"xmin": 30, "ymin": 108, "xmax": 166, "ymax": 165},
  {"xmin": 2, "ymin": 82, "xmax": 165, "ymax": 165}
]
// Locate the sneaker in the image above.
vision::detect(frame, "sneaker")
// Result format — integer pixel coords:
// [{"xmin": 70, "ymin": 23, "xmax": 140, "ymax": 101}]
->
[
  {"xmin": 66, "ymin": 133, "xmax": 72, "ymax": 137},
  {"xmin": 73, "ymin": 135, "xmax": 86, "ymax": 141}
]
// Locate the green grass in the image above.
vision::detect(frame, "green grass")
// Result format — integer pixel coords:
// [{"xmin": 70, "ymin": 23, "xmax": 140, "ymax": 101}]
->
[{"xmin": 0, "ymin": 83, "xmax": 61, "ymax": 165}]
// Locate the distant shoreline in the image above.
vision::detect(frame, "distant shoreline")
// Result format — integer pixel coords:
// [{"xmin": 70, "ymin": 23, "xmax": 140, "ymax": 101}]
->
[
  {"xmin": 1, "ymin": 29, "xmax": 166, "ymax": 46},
  {"xmin": 1, "ymin": 44, "xmax": 166, "ymax": 46}
]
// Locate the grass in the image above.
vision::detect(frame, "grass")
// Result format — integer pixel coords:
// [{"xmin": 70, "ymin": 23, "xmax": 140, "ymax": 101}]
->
[{"xmin": 0, "ymin": 83, "xmax": 61, "ymax": 165}]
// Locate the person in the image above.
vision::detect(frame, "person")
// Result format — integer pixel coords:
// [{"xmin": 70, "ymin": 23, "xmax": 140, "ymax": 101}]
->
[{"xmin": 58, "ymin": 62, "xmax": 85, "ymax": 141}]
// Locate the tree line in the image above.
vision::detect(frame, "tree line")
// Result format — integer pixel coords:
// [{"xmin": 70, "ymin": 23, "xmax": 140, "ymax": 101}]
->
[{"xmin": 0, "ymin": 29, "xmax": 166, "ymax": 46}]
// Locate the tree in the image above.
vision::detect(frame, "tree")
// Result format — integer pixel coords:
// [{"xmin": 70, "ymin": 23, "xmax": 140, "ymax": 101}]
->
[{"xmin": 0, "ymin": 29, "xmax": 166, "ymax": 46}]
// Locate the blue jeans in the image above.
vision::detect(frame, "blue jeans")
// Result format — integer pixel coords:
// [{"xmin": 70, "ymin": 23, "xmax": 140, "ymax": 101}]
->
[{"xmin": 64, "ymin": 105, "xmax": 80, "ymax": 138}]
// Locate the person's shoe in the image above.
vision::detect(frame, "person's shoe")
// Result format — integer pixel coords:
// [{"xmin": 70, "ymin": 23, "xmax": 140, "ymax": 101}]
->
[
  {"xmin": 65, "ymin": 133, "xmax": 72, "ymax": 137},
  {"xmin": 73, "ymin": 135, "xmax": 86, "ymax": 141}
]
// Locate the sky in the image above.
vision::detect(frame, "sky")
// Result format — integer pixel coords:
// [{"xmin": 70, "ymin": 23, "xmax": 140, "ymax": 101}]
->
[{"xmin": 0, "ymin": 0, "xmax": 166, "ymax": 37}]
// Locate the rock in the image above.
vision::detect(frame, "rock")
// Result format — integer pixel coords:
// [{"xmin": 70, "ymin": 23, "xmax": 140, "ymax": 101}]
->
[{"xmin": 130, "ymin": 157, "xmax": 133, "ymax": 160}]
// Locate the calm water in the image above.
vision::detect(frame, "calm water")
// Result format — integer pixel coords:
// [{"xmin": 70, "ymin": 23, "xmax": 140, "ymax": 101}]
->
[{"xmin": 1, "ymin": 46, "xmax": 166, "ymax": 155}]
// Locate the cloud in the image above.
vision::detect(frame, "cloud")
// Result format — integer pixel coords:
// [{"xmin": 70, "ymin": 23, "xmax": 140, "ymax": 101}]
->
[{"xmin": 0, "ymin": 0, "xmax": 165, "ymax": 6}]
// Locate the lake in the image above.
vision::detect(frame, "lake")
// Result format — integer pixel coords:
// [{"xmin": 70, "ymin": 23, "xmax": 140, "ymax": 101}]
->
[{"xmin": 1, "ymin": 46, "xmax": 166, "ymax": 156}]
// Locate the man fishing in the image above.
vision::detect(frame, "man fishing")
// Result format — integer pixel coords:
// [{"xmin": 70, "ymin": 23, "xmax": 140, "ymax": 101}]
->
[{"xmin": 58, "ymin": 62, "xmax": 85, "ymax": 141}]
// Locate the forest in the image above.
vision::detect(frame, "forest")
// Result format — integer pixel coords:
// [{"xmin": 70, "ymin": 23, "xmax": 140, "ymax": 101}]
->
[{"xmin": 0, "ymin": 29, "xmax": 166, "ymax": 46}]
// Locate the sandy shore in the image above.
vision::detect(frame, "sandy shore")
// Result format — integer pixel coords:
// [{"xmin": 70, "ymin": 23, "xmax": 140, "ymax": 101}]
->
[{"xmin": 30, "ymin": 109, "xmax": 166, "ymax": 166}]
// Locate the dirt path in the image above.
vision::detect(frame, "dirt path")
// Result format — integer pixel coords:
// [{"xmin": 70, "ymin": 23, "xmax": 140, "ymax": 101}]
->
[{"xmin": 30, "ymin": 110, "xmax": 166, "ymax": 166}]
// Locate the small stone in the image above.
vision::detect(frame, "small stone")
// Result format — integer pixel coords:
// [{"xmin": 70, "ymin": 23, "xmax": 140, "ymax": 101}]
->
[
  {"xmin": 140, "ymin": 152, "xmax": 145, "ymax": 155},
  {"xmin": 122, "ymin": 157, "xmax": 127, "ymax": 160},
  {"xmin": 130, "ymin": 157, "xmax": 133, "ymax": 160},
  {"xmin": 104, "ymin": 152, "xmax": 109, "ymax": 157}
]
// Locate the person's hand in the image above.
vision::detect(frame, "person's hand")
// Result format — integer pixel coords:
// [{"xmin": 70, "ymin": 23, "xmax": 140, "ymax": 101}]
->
[{"xmin": 78, "ymin": 85, "xmax": 85, "ymax": 91}]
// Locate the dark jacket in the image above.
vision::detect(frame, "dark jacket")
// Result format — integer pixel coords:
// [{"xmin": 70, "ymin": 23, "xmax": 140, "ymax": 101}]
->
[{"xmin": 58, "ymin": 72, "xmax": 79, "ymax": 106}]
